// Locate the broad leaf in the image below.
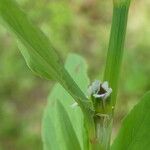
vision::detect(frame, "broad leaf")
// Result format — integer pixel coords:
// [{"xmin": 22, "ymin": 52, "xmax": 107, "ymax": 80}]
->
[
  {"xmin": 0, "ymin": 0, "xmax": 92, "ymax": 116},
  {"xmin": 42, "ymin": 54, "xmax": 89, "ymax": 150},
  {"xmin": 111, "ymin": 91, "xmax": 150, "ymax": 150}
]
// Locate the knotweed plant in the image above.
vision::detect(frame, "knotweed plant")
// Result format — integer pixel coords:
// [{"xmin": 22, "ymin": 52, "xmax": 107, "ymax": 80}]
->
[{"xmin": 0, "ymin": 0, "xmax": 150, "ymax": 150}]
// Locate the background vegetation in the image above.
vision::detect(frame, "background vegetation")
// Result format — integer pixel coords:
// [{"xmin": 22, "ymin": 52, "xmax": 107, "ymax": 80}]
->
[{"xmin": 0, "ymin": 0, "xmax": 149, "ymax": 149}]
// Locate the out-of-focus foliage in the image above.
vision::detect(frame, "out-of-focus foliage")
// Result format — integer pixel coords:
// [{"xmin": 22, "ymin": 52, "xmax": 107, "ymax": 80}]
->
[
  {"xmin": 0, "ymin": 0, "xmax": 149, "ymax": 149},
  {"xmin": 43, "ymin": 54, "xmax": 89, "ymax": 150}
]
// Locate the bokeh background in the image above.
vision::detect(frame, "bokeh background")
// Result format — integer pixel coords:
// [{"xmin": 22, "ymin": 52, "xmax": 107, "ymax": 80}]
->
[{"xmin": 0, "ymin": 0, "xmax": 150, "ymax": 149}]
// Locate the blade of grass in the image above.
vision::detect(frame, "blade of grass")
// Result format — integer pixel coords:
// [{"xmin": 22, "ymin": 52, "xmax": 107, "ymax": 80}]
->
[{"xmin": 0, "ymin": 0, "xmax": 95, "ymax": 138}]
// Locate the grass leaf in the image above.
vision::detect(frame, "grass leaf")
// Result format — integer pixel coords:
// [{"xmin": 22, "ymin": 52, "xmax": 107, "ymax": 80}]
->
[{"xmin": 0, "ymin": 0, "xmax": 93, "ymax": 123}]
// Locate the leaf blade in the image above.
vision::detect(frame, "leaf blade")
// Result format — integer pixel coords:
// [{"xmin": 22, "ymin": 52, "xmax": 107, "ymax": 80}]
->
[
  {"xmin": 42, "ymin": 54, "xmax": 90, "ymax": 150},
  {"xmin": 56, "ymin": 100, "xmax": 81, "ymax": 150},
  {"xmin": 111, "ymin": 91, "xmax": 150, "ymax": 150},
  {"xmin": 0, "ymin": 0, "xmax": 94, "ymax": 125}
]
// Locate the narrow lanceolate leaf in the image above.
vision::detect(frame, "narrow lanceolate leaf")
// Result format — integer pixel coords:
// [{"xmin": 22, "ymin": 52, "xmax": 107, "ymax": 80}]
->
[
  {"xmin": 111, "ymin": 91, "xmax": 150, "ymax": 150},
  {"xmin": 42, "ymin": 54, "xmax": 90, "ymax": 150},
  {"xmin": 0, "ymin": 0, "xmax": 94, "ymax": 126}
]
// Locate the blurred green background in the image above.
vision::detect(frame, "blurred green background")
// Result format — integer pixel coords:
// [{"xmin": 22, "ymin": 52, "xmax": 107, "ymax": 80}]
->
[{"xmin": 0, "ymin": 0, "xmax": 150, "ymax": 149}]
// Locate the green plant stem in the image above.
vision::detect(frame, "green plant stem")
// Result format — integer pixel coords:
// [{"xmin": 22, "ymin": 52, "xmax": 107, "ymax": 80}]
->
[
  {"xmin": 92, "ymin": 1, "xmax": 131, "ymax": 150},
  {"xmin": 104, "ymin": 0, "xmax": 131, "ymax": 108},
  {"xmin": 95, "ymin": 116, "xmax": 113, "ymax": 150}
]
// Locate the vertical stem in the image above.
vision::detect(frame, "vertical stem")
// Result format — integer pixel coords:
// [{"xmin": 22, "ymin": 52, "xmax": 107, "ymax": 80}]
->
[
  {"xmin": 104, "ymin": 1, "xmax": 131, "ymax": 107},
  {"xmin": 91, "ymin": 1, "xmax": 131, "ymax": 150},
  {"xmin": 95, "ymin": 116, "xmax": 113, "ymax": 150},
  {"xmin": 90, "ymin": 115, "xmax": 113, "ymax": 150}
]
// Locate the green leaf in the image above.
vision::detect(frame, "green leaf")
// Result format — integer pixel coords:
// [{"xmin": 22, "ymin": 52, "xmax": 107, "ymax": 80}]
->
[
  {"xmin": 57, "ymin": 100, "xmax": 81, "ymax": 150},
  {"xmin": 0, "ymin": 0, "xmax": 94, "ymax": 125},
  {"xmin": 0, "ymin": 0, "xmax": 60, "ymax": 80},
  {"xmin": 111, "ymin": 91, "xmax": 150, "ymax": 150},
  {"xmin": 42, "ymin": 54, "xmax": 90, "ymax": 150}
]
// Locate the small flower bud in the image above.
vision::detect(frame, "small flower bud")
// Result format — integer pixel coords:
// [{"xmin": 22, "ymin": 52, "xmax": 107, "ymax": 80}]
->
[{"xmin": 88, "ymin": 80, "xmax": 112, "ymax": 101}]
